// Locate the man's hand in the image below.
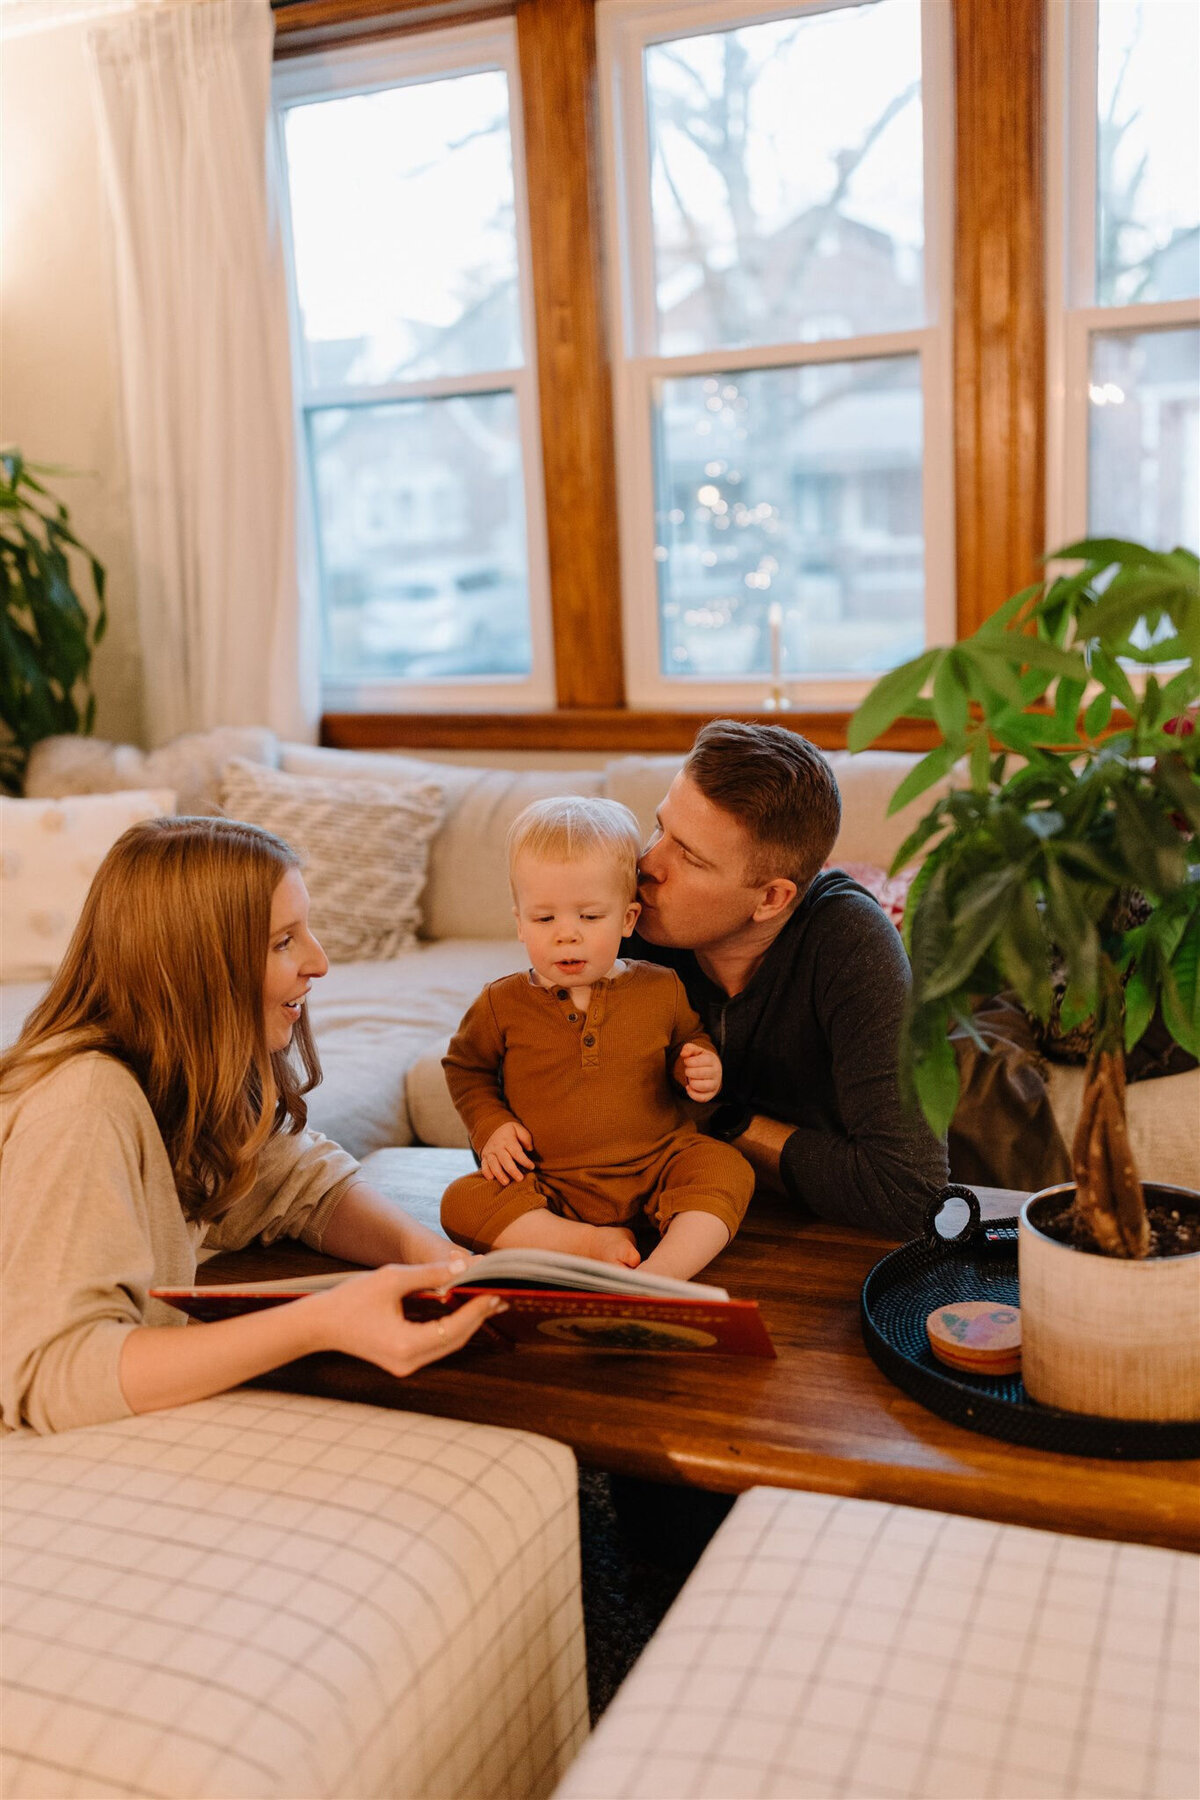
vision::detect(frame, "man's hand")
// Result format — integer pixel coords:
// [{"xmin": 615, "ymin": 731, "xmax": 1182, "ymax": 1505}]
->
[
  {"xmin": 732, "ymin": 1113, "xmax": 797, "ymax": 1200},
  {"xmin": 677, "ymin": 1041, "xmax": 723, "ymax": 1103},
  {"xmin": 480, "ymin": 1120, "xmax": 536, "ymax": 1186}
]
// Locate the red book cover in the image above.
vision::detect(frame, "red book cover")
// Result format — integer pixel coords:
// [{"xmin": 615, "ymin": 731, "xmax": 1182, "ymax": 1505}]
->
[{"xmin": 152, "ymin": 1276, "xmax": 776, "ymax": 1358}]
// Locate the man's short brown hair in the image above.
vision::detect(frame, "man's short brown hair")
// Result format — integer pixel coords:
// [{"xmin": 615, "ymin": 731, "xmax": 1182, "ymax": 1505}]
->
[{"xmin": 684, "ymin": 719, "xmax": 842, "ymax": 893}]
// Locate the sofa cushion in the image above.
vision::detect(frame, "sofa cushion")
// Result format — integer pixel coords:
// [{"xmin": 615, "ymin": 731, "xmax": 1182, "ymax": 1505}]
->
[
  {"xmin": 602, "ymin": 754, "xmax": 684, "ymax": 842},
  {"xmin": 220, "ymin": 759, "xmax": 444, "ymax": 962},
  {"xmin": 1046, "ymin": 1062, "xmax": 1200, "ymax": 1191},
  {"xmin": 302, "ymin": 940, "xmax": 528, "ymax": 1157},
  {"xmin": 824, "ymin": 749, "xmax": 966, "ymax": 868},
  {"xmin": 0, "ymin": 1390, "xmax": 587, "ymax": 1800},
  {"xmin": 406, "ymin": 1035, "xmax": 471, "ymax": 1149},
  {"xmin": 555, "ymin": 1483, "xmax": 1198, "ymax": 1800},
  {"xmin": 24, "ymin": 727, "xmax": 278, "ymax": 815},
  {"xmin": 279, "ymin": 745, "xmax": 605, "ymax": 940},
  {"xmin": 0, "ymin": 790, "xmax": 176, "ymax": 981}
]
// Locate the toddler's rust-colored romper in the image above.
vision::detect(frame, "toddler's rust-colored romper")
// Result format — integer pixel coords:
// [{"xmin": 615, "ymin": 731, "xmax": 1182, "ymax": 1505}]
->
[{"xmin": 440, "ymin": 960, "xmax": 754, "ymax": 1251}]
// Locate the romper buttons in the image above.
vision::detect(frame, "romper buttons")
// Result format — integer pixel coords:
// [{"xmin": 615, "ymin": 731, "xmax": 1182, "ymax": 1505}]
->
[
  {"xmin": 568, "ymin": 1013, "xmax": 578, "ymax": 1022},
  {"xmin": 555, "ymin": 988, "xmax": 568, "ymax": 1000},
  {"xmin": 583, "ymin": 1033, "xmax": 596, "ymax": 1046}
]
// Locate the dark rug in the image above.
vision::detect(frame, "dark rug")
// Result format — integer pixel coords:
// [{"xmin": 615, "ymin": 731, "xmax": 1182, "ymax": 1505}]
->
[{"xmin": 576, "ymin": 1469, "xmax": 735, "ymax": 1722}]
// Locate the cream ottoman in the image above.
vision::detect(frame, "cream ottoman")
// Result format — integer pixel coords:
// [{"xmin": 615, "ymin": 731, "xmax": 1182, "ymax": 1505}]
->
[
  {"xmin": 1, "ymin": 1390, "xmax": 588, "ymax": 1799},
  {"xmin": 556, "ymin": 1484, "xmax": 1198, "ymax": 1800}
]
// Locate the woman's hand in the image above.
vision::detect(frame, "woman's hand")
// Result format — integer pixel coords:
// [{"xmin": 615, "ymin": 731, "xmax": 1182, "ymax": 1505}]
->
[
  {"xmin": 301, "ymin": 1261, "xmax": 506, "ymax": 1377},
  {"xmin": 677, "ymin": 1041, "xmax": 723, "ymax": 1103},
  {"xmin": 480, "ymin": 1121, "xmax": 536, "ymax": 1186},
  {"xmin": 120, "ymin": 1259, "xmax": 504, "ymax": 1417}
]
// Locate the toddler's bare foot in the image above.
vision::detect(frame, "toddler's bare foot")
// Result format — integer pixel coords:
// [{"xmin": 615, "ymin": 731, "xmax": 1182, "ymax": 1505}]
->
[
  {"xmin": 576, "ymin": 1223, "xmax": 641, "ymax": 1268},
  {"xmin": 492, "ymin": 1210, "xmax": 642, "ymax": 1266}
]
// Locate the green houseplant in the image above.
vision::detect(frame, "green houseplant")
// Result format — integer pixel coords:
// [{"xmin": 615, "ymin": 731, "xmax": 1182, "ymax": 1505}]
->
[
  {"xmin": 848, "ymin": 537, "xmax": 1199, "ymax": 1259},
  {"xmin": 0, "ymin": 450, "xmax": 107, "ymax": 794},
  {"xmin": 850, "ymin": 538, "xmax": 1199, "ymax": 1421}
]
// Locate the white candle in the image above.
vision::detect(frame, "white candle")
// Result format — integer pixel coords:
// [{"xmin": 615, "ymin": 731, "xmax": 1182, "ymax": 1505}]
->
[{"xmin": 768, "ymin": 601, "xmax": 782, "ymax": 685}]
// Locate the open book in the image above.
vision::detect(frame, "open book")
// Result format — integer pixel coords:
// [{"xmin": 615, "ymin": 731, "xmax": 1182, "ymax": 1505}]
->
[{"xmin": 152, "ymin": 1247, "xmax": 775, "ymax": 1358}]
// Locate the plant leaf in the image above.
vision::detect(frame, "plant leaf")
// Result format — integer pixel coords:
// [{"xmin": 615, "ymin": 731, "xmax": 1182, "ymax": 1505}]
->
[
  {"xmin": 932, "ymin": 650, "xmax": 971, "ymax": 742},
  {"xmin": 911, "ymin": 1020, "xmax": 960, "ymax": 1140},
  {"xmin": 1152, "ymin": 754, "xmax": 1200, "ymax": 834},
  {"xmin": 848, "ymin": 648, "xmax": 940, "ymax": 752},
  {"xmin": 1042, "ymin": 857, "xmax": 1099, "ymax": 1000},
  {"xmin": 1051, "ymin": 536, "xmax": 1167, "ymax": 566},
  {"xmin": 1111, "ymin": 784, "xmax": 1189, "ymax": 894},
  {"xmin": 1059, "ymin": 980, "xmax": 1095, "ymax": 1033},
  {"xmin": 1089, "ymin": 647, "xmax": 1138, "ymax": 711},
  {"xmin": 976, "ymin": 582, "xmax": 1043, "ymax": 638},
  {"xmin": 1122, "ymin": 968, "xmax": 1156, "ymax": 1053},
  {"xmin": 1011, "ymin": 639, "xmax": 1091, "ymax": 681},
  {"xmin": 1082, "ymin": 687, "xmax": 1113, "ymax": 738},
  {"xmin": 885, "ymin": 742, "xmax": 962, "ymax": 817},
  {"xmin": 922, "ymin": 868, "xmax": 1023, "ymax": 1002},
  {"xmin": 1160, "ymin": 912, "xmax": 1200, "ymax": 1060},
  {"xmin": 959, "ymin": 641, "xmax": 1030, "ymax": 713},
  {"xmin": 997, "ymin": 884, "xmax": 1053, "ymax": 1021},
  {"xmin": 968, "ymin": 726, "xmax": 991, "ymax": 794},
  {"xmin": 888, "ymin": 805, "xmax": 952, "ymax": 877}
]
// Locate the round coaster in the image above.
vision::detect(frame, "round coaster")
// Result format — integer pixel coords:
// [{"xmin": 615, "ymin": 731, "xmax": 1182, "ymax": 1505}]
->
[{"xmin": 926, "ymin": 1300, "xmax": 1021, "ymax": 1376}]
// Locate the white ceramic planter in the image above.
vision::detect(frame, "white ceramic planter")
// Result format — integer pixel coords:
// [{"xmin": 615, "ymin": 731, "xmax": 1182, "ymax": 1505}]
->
[{"xmin": 1019, "ymin": 1183, "xmax": 1200, "ymax": 1421}]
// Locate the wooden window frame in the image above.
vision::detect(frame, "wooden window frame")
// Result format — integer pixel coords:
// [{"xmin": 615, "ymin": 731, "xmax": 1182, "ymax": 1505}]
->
[
  {"xmin": 598, "ymin": 0, "xmax": 956, "ymax": 715},
  {"xmin": 275, "ymin": 0, "xmax": 1045, "ymax": 755},
  {"xmin": 1044, "ymin": 0, "xmax": 1200, "ymax": 551}
]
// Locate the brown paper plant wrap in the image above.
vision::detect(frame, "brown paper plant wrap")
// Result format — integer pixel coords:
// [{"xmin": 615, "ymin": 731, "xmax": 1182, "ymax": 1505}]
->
[{"xmin": 849, "ymin": 538, "xmax": 1199, "ymax": 1259}]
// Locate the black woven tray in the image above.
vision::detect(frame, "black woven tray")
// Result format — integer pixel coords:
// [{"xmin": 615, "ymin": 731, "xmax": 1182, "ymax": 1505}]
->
[{"xmin": 861, "ymin": 1186, "xmax": 1200, "ymax": 1460}]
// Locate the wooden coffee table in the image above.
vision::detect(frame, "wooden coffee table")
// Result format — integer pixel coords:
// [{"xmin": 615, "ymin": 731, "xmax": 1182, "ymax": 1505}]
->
[{"xmin": 199, "ymin": 1149, "xmax": 1199, "ymax": 1553}]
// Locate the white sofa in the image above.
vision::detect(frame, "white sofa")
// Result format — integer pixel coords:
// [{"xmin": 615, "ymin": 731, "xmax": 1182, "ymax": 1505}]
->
[
  {"xmin": 1, "ymin": 1390, "xmax": 588, "ymax": 1800},
  {"xmin": 9, "ymin": 723, "xmax": 1200, "ymax": 1188},
  {"xmin": 8, "ymin": 727, "xmax": 1197, "ymax": 1189},
  {"xmin": 555, "ymin": 1484, "xmax": 1198, "ymax": 1800}
]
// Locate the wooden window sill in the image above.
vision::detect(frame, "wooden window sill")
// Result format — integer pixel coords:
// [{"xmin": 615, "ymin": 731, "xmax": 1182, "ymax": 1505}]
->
[{"xmin": 320, "ymin": 709, "xmax": 940, "ymax": 753}]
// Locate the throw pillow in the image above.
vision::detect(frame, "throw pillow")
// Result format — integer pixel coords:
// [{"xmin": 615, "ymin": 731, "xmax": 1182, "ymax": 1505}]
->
[
  {"xmin": 0, "ymin": 789, "xmax": 177, "ymax": 981},
  {"xmin": 219, "ymin": 759, "xmax": 444, "ymax": 962},
  {"xmin": 24, "ymin": 726, "xmax": 279, "ymax": 815}
]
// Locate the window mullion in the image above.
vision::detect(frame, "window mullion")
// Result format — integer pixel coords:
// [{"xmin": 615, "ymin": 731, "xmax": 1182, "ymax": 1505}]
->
[
  {"xmin": 515, "ymin": 0, "xmax": 625, "ymax": 709},
  {"xmin": 630, "ymin": 329, "xmax": 933, "ymax": 381},
  {"xmin": 300, "ymin": 371, "xmax": 525, "ymax": 409}
]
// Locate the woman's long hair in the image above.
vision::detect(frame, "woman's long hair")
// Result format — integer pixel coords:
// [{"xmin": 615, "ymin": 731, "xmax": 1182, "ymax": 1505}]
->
[{"xmin": 0, "ymin": 816, "xmax": 322, "ymax": 1222}]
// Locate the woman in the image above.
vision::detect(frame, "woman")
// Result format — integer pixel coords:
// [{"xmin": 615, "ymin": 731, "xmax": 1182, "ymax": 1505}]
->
[{"xmin": 0, "ymin": 816, "xmax": 503, "ymax": 1434}]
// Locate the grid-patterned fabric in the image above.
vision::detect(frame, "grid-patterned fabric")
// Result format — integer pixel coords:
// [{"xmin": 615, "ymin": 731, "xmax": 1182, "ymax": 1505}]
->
[
  {"xmin": 556, "ymin": 1485, "xmax": 1198, "ymax": 1800},
  {"xmin": 1, "ymin": 1390, "xmax": 588, "ymax": 1799}
]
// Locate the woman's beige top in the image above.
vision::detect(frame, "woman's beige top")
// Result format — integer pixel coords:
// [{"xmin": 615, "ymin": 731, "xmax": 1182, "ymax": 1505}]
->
[{"xmin": 0, "ymin": 1052, "xmax": 359, "ymax": 1435}]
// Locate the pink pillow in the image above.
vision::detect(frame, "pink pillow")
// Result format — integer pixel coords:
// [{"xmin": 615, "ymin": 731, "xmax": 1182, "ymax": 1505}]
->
[{"xmin": 827, "ymin": 862, "xmax": 914, "ymax": 929}]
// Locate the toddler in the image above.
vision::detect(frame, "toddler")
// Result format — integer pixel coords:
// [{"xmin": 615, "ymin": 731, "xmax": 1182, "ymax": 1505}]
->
[{"xmin": 440, "ymin": 796, "xmax": 754, "ymax": 1282}]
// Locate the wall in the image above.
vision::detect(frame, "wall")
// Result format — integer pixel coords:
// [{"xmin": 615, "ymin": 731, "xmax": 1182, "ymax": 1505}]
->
[{"xmin": 1, "ymin": 12, "xmax": 145, "ymax": 745}]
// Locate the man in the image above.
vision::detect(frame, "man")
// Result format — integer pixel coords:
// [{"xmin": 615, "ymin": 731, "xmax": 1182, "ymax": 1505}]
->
[{"xmin": 630, "ymin": 719, "xmax": 947, "ymax": 1238}]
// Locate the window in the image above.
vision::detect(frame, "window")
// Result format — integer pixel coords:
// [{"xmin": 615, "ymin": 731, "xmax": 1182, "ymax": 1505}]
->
[
  {"xmin": 273, "ymin": 21, "xmax": 554, "ymax": 710},
  {"xmin": 1047, "ymin": 0, "xmax": 1200, "ymax": 552},
  {"xmin": 598, "ymin": 0, "xmax": 954, "ymax": 709}
]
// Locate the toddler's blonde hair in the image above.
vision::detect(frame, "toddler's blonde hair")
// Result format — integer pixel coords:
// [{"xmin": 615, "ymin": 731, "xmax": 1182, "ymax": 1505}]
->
[{"xmin": 506, "ymin": 796, "xmax": 642, "ymax": 899}]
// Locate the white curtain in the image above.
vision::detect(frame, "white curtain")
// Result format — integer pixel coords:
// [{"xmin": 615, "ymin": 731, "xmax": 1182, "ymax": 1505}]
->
[{"xmin": 86, "ymin": 0, "xmax": 316, "ymax": 744}]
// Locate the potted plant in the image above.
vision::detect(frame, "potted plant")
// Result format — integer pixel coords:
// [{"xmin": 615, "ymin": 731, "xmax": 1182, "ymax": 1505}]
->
[
  {"xmin": 0, "ymin": 449, "xmax": 107, "ymax": 795},
  {"xmin": 849, "ymin": 537, "xmax": 1199, "ymax": 1420}
]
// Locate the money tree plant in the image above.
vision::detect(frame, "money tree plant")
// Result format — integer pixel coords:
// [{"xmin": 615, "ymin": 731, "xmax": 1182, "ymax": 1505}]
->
[
  {"xmin": 0, "ymin": 450, "xmax": 107, "ymax": 794},
  {"xmin": 849, "ymin": 538, "xmax": 1199, "ymax": 1258}
]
